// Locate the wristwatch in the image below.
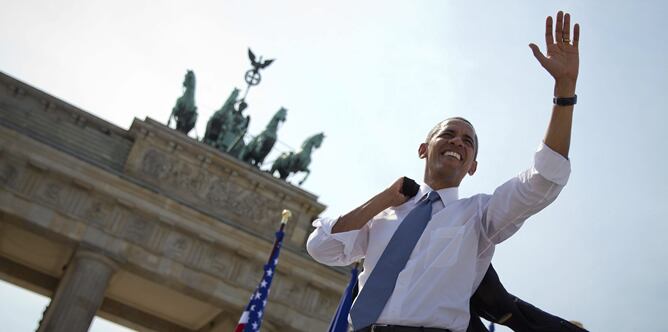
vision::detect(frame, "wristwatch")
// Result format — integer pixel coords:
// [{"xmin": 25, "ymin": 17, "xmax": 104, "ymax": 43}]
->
[{"xmin": 553, "ymin": 95, "xmax": 577, "ymax": 106}]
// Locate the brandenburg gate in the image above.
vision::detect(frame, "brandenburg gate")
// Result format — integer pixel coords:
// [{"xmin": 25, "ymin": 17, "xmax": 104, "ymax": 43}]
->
[{"xmin": 0, "ymin": 71, "xmax": 348, "ymax": 331}]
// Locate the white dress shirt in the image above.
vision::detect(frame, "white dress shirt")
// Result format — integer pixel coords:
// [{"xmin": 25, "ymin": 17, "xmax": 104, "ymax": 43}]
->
[{"xmin": 306, "ymin": 143, "xmax": 571, "ymax": 332}]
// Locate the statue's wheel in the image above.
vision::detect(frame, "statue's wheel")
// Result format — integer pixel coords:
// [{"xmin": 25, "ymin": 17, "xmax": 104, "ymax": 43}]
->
[{"xmin": 245, "ymin": 70, "xmax": 262, "ymax": 86}]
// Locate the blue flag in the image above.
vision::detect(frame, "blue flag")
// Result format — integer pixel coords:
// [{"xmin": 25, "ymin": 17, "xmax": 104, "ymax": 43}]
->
[{"xmin": 328, "ymin": 263, "xmax": 359, "ymax": 332}]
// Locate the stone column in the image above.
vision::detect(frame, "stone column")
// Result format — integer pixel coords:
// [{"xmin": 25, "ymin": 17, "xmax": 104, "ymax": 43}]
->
[{"xmin": 37, "ymin": 249, "xmax": 119, "ymax": 332}]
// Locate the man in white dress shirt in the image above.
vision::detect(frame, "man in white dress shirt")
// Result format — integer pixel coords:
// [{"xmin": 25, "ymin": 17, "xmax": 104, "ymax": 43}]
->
[{"xmin": 307, "ymin": 10, "xmax": 580, "ymax": 332}]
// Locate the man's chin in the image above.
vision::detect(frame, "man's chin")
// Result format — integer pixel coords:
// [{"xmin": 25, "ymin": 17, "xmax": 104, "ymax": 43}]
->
[
  {"xmin": 432, "ymin": 161, "xmax": 461, "ymax": 174},
  {"xmin": 428, "ymin": 167, "xmax": 460, "ymax": 182}
]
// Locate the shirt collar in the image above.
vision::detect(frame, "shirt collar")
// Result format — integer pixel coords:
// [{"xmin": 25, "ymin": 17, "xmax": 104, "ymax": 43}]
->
[{"xmin": 418, "ymin": 183, "xmax": 459, "ymax": 204}]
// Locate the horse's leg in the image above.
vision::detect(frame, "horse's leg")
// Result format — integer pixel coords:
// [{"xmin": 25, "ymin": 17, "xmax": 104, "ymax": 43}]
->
[
  {"xmin": 277, "ymin": 159, "xmax": 290, "ymax": 179},
  {"xmin": 299, "ymin": 169, "xmax": 310, "ymax": 185},
  {"xmin": 168, "ymin": 108, "xmax": 175, "ymax": 126},
  {"xmin": 270, "ymin": 160, "xmax": 278, "ymax": 176},
  {"xmin": 186, "ymin": 112, "xmax": 197, "ymax": 133},
  {"xmin": 238, "ymin": 144, "xmax": 248, "ymax": 162}
]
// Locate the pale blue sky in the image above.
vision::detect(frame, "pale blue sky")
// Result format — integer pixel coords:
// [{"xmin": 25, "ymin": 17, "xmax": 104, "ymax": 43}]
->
[{"xmin": 1, "ymin": 1, "xmax": 667, "ymax": 331}]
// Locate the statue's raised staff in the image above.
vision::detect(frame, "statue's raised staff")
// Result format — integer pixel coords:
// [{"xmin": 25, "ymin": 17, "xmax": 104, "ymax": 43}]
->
[
  {"xmin": 203, "ymin": 88, "xmax": 239, "ymax": 147},
  {"xmin": 270, "ymin": 132, "xmax": 325, "ymax": 185},
  {"xmin": 239, "ymin": 107, "xmax": 287, "ymax": 167},
  {"xmin": 168, "ymin": 70, "xmax": 198, "ymax": 135}
]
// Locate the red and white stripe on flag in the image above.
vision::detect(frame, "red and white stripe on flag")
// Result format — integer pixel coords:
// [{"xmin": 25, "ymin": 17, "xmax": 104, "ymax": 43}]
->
[{"xmin": 234, "ymin": 311, "xmax": 249, "ymax": 332}]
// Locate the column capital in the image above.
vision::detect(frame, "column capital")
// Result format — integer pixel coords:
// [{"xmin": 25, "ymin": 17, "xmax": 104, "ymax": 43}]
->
[{"xmin": 74, "ymin": 248, "xmax": 120, "ymax": 272}]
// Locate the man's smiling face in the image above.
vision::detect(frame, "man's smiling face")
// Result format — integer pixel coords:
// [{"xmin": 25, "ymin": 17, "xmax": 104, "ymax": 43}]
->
[{"xmin": 419, "ymin": 118, "xmax": 478, "ymax": 189}]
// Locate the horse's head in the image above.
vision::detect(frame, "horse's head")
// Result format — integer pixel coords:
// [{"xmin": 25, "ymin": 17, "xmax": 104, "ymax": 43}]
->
[
  {"xmin": 183, "ymin": 70, "xmax": 196, "ymax": 89},
  {"xmin": 229, "ymin": 88, "xmax": 240, "ymax": 100},
  {"xmin": 218, "ymin": 88, "xmax": 240, "ymax": 113},
  {"xmin": 273, "ymin": 107, "xmax": 288, "ymax": 123},
  {"xmin": 303, "ymin": 132, "xmax": 325, "ymax": 149}
]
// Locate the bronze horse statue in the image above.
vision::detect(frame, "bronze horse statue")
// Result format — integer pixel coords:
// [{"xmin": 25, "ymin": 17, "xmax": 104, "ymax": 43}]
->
[
  {"xmin": 168, "ymin": 70, "xmax": 197, "ymax": 135},
  {"xmin": 203, "ymin": 88, "xmax": 240, "ymax": 147},
  {"xmin": 239, "ymin": 107, "xmax": 287, "ymax": 167},
  {"xmin": 270, "ymin": 132, "xmax": 325, "ymax": 185}
]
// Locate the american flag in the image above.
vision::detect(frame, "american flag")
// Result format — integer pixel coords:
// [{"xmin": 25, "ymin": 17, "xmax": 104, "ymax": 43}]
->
[{"xmin": 235, "ymin": 212, "xmax": 289, "ymax": 332}]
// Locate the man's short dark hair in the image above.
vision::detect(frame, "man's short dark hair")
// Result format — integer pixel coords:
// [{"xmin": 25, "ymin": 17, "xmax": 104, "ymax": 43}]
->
[{"xmin": 425, "ymin": 117, "xmax": 479, "ymax": 160}]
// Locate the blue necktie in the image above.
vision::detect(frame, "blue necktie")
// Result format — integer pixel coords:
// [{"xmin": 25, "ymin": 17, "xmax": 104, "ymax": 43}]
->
[{"xmin": 350, "ymin": 191, "xmax": 441, "ymax": 330}]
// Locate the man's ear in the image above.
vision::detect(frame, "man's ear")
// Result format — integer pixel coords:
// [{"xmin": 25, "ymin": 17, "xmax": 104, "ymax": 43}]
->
[
  {"xmin": 468, "ymin": 160, "xmax": 478, "ymax": 176},
  {"xmin": 418, "ymin": 143, "xmax": 427, "ymax": 159}
]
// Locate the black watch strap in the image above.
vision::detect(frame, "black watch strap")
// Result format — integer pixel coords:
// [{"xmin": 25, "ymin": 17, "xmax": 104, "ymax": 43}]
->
[{"xmin": 553, "ymin": 94, "xmax": 577, "ymax": 106}]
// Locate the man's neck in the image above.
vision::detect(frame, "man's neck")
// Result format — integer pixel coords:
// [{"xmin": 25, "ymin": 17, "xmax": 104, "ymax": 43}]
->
[{"xmin": 424, "ymin": 178, "xmax": 460, "ymax": 191}]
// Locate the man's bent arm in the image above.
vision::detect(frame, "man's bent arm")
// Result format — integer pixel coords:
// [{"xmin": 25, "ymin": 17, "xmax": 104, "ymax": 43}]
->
[
  {"xmin": 306, "ymin": 177, "xmax": 408, "ymax": 265},
  {"xmin": 332, "ymin": 177, "xmax": 407, "ymax": 233}
]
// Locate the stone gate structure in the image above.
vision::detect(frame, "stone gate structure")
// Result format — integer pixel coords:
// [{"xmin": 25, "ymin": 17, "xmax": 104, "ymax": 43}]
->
[{"xmin": 0, "ymin": 71, "xmax": 348, "ymax": 331}]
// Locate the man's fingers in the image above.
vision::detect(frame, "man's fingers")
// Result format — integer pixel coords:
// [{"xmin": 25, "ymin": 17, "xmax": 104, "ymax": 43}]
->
[
  {"xmin": 573, "ymin": 23, "xmax": 580, "ymax": 48},
  {"xmin": 555, "ymin": 11, "xmax": 564, "ymax": 44},
  {"xmin": 563, "ymin": 13, "xmax": 571, "ymax": 43},
  {"xmin": 529, "ymin": 43, "xmax": 548, "ymax": 67},
  {"xmin": 545, "ymin": 16, "xmax": 554, "ymax": 47}
]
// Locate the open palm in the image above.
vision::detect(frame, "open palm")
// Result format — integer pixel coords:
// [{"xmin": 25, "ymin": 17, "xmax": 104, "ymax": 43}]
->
[{"xmin": 529, "ymin": 11, "xmax": 580, "ymax": 83}]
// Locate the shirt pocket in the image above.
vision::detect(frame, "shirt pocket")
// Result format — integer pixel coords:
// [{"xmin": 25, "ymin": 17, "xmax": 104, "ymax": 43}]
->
[{"xmin": 425, "ymin": 225, "xmax": 465, "ymax": 268}]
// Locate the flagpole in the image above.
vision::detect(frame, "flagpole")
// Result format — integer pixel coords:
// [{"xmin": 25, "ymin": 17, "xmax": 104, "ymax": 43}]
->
[{"xmin": 266, "ymin": 209, "xmax": 290, "ymax": 263}]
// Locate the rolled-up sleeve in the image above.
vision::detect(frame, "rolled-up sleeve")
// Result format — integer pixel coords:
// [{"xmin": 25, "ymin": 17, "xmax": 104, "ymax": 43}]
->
[
  {"xmin": 306, "ymin": 217, "xmax": 369, "ymax": 266},
  {"xmin": 481, "ymin": 142, "xmax": 571, "ymax": 247}
]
